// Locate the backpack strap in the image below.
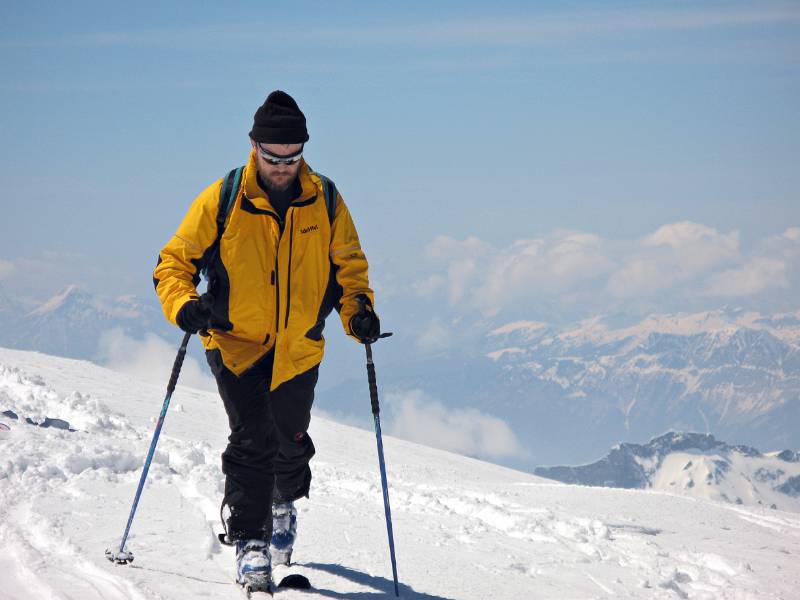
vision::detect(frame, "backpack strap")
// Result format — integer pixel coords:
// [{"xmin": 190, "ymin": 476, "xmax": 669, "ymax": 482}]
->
[
  {"xmin": 307, "ymin": 170, "xmax": 344, "ymax": 324},
  {"xmin": 218, "ymin": 166, "xmax": 244, "ymax": 229},
  {"xmin": 313, "ymin": 171, "xmax": 338, "ymax": 225},
  {"xmin": 201, "ymin": 166, "xmax": 244, "ymax": 279}
]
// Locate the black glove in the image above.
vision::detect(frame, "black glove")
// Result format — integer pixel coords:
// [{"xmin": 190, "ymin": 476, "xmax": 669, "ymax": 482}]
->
[
  {"xmin": 176, "ymin": 295, "xmax": 212, "ymax": 334},
  {"xmin": 349, "ymin": 295, "xmax": 380, "ymax": 343}
]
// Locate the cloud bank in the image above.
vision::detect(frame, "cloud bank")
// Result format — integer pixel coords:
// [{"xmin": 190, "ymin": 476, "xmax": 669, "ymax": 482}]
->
[
  {"xmin": 385, "ymin": 389, "xmax": 526, "ymax": 461},
  {"xmin": 98, "ymin": 329, "xmax": 216, "ymax": 392},
  {"xmin": 0, "ymin": 259, "xmax": 14, "ymax": 281},
  {"xmin": 413, "ymin": 223, "xmax": 799, "ymax": 322}
]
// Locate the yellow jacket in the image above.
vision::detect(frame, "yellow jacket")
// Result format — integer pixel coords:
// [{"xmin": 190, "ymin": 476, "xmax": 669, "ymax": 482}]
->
[{"xmin": 154, "ymin": 150, "xmax": 375, "ymax": 390}]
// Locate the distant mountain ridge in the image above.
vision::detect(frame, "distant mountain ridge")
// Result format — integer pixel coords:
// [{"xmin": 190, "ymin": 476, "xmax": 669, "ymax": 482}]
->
[
  {"xmin": 535, "ymin": 431, "xmax": 800, "ymax": 512},
  {"xmin": 0, "ymin": 284, "xmax": 172, "ymax": 360},
  {"xmin": 481, "ymin": 308, "xmax": 800, "ymax": 464}
]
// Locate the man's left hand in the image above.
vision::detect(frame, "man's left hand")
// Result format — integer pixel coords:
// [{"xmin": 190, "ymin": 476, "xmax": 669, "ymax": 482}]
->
[{"xmin": 350, "ymin": 304, "xmax": 380, "ymax": 344}]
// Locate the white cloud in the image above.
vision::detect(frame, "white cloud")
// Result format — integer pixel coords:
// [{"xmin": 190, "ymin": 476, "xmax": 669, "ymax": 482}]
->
[
  {"xmin": 423, "ymin": 235, "xmax": 489, "ymax": 305},
  {"xmin": 412, "ymin": 274, "xmax": 445, "ymax": 298},
  {"xmin": 764, "ymin": 227, "xmax": 800, "ymax": 259},
  {"xmin": 412, "ymin": 222, "xmax": 798, "ymax": 319},
  {"xmin": 97, "ymin": 329, "xmax": 216, "ymax": 392},
  {"xmin": 425, "ymin": 235, "xmax": 491, "ymax": 261},
  {"xmin": 606, "ymin": 258, "xmax": 664, "ymax": 298},
  {"xmin": 423, "ymin": 230, "xmax": 612, "ymax": 316},
  {"xmin": 485, "ymin": 232, "xmax": 611, "ymax": 300},
  {"xmin": 701, "ymin": 226, "xmax": 800, "ymax": 297},
  {"xmin": 643, "ymin": 221, "xmax": 739, "ymax": 274},
  {"xmin": 607, "ymin": 222, "xmax": 739, "ymax": 298},
  {"xmin": 782, "ymin": 227, "xmax": 800, "ymax": 243},
  {"xmin": 704, "ymin": 258, "xmax": 788, "ymax": 297},
  {"xmin": 415, "ymin": 318, "xmax": 453, "ymax": 353},
  {"xmin": 385, "ymin": 389, "xmax": 526, "ymax": 461},
  {"xmin": 0, "ymin": 259, "xmax": 14, "ymax": 280}
]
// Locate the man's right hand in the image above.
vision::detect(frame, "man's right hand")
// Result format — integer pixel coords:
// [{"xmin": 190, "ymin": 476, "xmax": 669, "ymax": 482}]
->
[{"xmin": 176, "ymin": 295, "xmax": 213, "ymax": 334}]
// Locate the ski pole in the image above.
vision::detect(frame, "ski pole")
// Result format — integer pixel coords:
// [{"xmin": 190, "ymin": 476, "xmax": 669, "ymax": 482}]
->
[
  {"xmin": 106, "ymin": 331, "xmax": 192, "ymax": 565},
  {"xmin": 365, "ymin": 338, "xmax": 400, "ymax": 597},
  {"xmin": 355, "ymin": 298, "xmax": 399, "ymax": 596}
]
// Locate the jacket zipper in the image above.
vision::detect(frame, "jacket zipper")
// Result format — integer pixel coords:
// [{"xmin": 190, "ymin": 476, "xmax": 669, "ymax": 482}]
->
[
  {"xmin": 258, "ymin": 194, "xmax": 308, "ymax": 337},
  {"xmin": 284, "ymin": 211, "xmax": 294, "ymax": 329},
  {"xmin": 274, "ymin": 258, "xmax": 280, "ymax": 333},
  {"xmin": 275, "ymin": 191, "xmax": 319, "ymax": 333},
  {"xmin": 269, "ymin": 211, "xmax": 283, "ymax": 338}
]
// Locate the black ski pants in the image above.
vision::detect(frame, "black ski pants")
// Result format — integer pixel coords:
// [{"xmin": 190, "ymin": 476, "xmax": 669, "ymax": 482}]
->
[{"xmin": 206, "ymin": 348, "xmax": 317, "ymax": 542}]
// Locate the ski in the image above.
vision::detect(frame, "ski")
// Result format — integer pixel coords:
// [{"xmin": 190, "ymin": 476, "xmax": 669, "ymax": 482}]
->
[
  {"xmin": 241, "ymin": 589, "xmax": 271, "ymax": 599},
  {"xmin": 239, "ymin": 582, "xmax": 273, "ymax": 599}
]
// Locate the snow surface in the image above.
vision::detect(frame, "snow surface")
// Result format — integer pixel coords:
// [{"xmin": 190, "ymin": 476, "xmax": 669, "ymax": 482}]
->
[
  {"xmin": 648, "ymin": 451, "xmax": 800, "ymax": 512},
  {"xmin": 2, "ymin": 347, "xmax": 800, "ymax": 599}
]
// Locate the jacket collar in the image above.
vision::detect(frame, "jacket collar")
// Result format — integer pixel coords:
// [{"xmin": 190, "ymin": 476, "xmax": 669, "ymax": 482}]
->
[{"xmin": 242, "ymin": 149, "xmax": 318, "ymax": 212}]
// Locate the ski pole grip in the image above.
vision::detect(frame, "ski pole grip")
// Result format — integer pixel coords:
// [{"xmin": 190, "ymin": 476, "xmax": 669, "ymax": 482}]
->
[
  {"xmin": 167, "ymin": 332, "xmax": 192, "ymax": 394},
  {"xmin": 367, "ymin": 362, "xmax": 380, "ymax": 416}
]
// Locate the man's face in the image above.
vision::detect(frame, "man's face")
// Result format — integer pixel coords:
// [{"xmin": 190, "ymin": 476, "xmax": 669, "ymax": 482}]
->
[{"xmin": 251, "ymin": 140, "xmax": 304, "ymax": 192}]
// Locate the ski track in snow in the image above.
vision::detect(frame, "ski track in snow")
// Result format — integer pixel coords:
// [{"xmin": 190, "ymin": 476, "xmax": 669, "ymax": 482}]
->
[{"xmin": 2, "ymin": 348, "xmax": 800, "ymax": 599}]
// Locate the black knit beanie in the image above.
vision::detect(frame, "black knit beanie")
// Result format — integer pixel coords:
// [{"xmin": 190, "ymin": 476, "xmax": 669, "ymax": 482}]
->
[{"xmin": 249, "ymin": 90, "xmax": 309, "ymax": 144}]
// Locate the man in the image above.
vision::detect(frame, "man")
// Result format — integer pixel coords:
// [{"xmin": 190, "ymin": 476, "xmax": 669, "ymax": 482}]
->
[{"xmin": 153, "ymin": 90, "xmax": 380, "ymax": 594}]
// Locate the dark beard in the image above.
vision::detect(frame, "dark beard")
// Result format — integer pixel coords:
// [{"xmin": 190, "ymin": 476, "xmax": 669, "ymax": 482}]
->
[
  {"xmin": 263, "ymin": 174, "xmax": 292, "ymax": 192},
  {"xmin": 257, "ymin": 171, "xmax": 300, "ymax": 207}
]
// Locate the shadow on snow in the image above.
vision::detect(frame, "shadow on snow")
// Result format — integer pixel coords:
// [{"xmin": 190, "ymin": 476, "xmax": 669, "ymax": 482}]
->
[{"xmin": 297, "ymin": 562, "xmax": 455, "ymax": 600}]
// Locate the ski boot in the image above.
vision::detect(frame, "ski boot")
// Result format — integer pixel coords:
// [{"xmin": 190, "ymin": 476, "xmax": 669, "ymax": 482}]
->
[
  {"xmin": 235, "ymin": 538, "xmax": 273, "ymax": 595},
  {"xmin": 270, "ymin": 500, "xmax": 297, "ymax": 566}
]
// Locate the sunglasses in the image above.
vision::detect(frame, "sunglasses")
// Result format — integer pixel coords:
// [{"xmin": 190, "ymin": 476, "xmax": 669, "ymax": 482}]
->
[{"xmin": 256, "ymin": 144, "xmax": 304, "ymax": 165}]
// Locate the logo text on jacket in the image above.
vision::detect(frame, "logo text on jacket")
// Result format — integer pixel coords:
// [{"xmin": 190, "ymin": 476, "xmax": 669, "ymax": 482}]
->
[{"xmin": 300, "ymin": 224, "xmax": 319, "ymax": 234}]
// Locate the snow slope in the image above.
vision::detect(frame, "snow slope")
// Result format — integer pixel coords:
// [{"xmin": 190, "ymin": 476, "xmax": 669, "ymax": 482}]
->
[{"xmin": 1, "ymin": 347, "xmax": 800, "ymax": 599}]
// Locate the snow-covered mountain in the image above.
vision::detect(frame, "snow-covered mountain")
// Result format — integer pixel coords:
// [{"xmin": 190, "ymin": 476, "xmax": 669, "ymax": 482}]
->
[
  {"xmin": 481, "ymin": 308, "xmax": 800, "ymax": 465},
  {"xmin": 535, "ymin": 431, "xmax": 800, "ymax": 512},
  {"xmin": 322, "ymin": 308, "xmax": 800, "ymax": 468},
  {"xmin": 2, "ymin": 346, "xmax": 800, "ymax": 599},
  {"xmin": 0, "ymin": 284, "xmax": 171, "ymax": 359}
]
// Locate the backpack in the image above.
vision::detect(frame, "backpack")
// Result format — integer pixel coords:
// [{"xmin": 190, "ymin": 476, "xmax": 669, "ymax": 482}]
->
[{"xmin": 201, "ymin": 165, "xmax": 338, "ymax": 279}]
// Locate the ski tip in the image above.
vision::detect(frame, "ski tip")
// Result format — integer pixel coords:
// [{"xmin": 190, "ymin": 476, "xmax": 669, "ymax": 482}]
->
[
  {"xmin": 278, "ymin": 573, "xmax": 311, "ymax": 590},
  {"xmin": 244, "ymin": 583, "xmax": 273, "ymax": 598}
]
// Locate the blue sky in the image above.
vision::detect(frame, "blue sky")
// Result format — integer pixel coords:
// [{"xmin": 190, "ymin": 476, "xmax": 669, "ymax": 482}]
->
[
  {"xmin": 1, "ymin": 1, "xmax": 799, "ymax": 466},
  {"xmin": 1, "ymin": 1, "xmax": 798, "ymax": 321}
]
